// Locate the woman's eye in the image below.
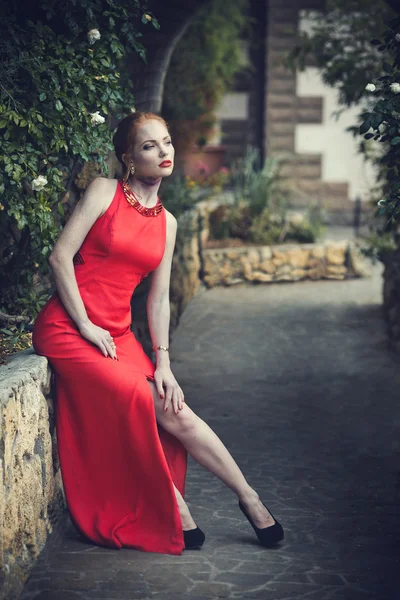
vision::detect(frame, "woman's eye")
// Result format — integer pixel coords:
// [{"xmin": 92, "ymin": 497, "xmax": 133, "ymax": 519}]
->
[
  {"xmin": 166, "ymin": 140, "xmax": 172, "ymax": 145},
  {"xmin": 143, "ymin": 145, "xmax": 154, "ymax": 150}
]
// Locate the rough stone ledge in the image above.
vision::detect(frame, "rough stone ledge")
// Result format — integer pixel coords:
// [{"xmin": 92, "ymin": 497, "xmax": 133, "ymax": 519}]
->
[
  {"xmin": 0, "ymin": 349, "xmax": 65, "ymax": 600},
  {"xmin": 202, "ymin": 241, "xmax": 371, "ymax": 288}
]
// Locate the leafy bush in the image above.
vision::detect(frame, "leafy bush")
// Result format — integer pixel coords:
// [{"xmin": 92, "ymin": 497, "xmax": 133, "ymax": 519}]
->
[
  {"xmin": 229, "ymin": 148, "xmax": 290, "ymax": 219},
  {"xmin": 358, "ymin": 14, "xmax": 400, "ymax": 225},
  {"xmin": 0, "ymin": 0, "xmax": 158, "ymax": 327},
  {"xmin": 207, "ymin": 149, "xmax": 325, "ymax": 245}
]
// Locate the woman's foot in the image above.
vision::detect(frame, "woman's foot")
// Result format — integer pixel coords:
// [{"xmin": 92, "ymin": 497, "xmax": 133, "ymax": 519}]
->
[{"xmin": 238, "ymin": 489, "xmax": 275, "ymax": 529}]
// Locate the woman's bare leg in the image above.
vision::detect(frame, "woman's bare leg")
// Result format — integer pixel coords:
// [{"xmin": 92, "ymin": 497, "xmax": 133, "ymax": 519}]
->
[
  {"xmin": 147, "ymin": 379, "xmax": 275, "ymax": 529},
  {"xmin": 173, "ymin": 482, "xmax": 197, "ymax": 531}
]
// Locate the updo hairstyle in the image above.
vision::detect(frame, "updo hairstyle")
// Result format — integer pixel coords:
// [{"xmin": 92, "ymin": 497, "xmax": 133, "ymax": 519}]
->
[{"xmin": 112, "ymin": 112, "xmax": 169, "ymax": 183}]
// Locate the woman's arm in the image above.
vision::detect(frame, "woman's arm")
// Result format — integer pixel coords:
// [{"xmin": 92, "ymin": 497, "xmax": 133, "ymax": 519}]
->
[
  {"xmin": 147, "ymin": 210, "xmax": 178, "ymax": 370},
  {"xmin": 147, "ymin": 211, "xmax": 188, "ymax": 414},
  {"xmin": 48, "ymin": 177, "xmax": 117, "ymax": 359}
]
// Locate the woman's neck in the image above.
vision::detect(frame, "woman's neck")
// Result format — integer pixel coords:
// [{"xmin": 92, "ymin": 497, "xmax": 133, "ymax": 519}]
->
[{"xmin": 126, "ymin": 175, "xmax": 162, "ymax": 208}]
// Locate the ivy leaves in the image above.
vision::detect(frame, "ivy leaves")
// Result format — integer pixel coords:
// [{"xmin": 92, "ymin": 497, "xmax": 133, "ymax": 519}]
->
[
  {"xmin": 0, "ymin": 0, "xmax": 159, "ymax": 321},
  {"xmin": 359, "ymin": 15, "xmax": 400, "ymax": 222}
]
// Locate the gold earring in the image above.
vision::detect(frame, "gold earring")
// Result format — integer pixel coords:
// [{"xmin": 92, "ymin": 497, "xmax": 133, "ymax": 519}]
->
[{"xmin": 130, "ymin": 165, "xmax": 135, "ymax": 175}]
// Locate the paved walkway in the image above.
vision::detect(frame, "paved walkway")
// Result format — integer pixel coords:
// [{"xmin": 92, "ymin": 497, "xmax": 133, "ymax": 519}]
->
[{"xmin": 21, "ymin": 261, "xmax": 400, "ymax": 600}]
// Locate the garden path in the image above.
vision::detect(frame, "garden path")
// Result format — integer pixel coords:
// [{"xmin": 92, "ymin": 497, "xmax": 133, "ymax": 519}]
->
[{"xmin": 20, "ymin": 250, "xmax": 400, "ymax": 600}]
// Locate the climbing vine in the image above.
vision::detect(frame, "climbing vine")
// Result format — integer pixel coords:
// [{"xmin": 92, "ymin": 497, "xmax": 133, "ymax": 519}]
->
[{"xmin": 0, "ymin": 0, "xmax": 159, "ymax": 328}]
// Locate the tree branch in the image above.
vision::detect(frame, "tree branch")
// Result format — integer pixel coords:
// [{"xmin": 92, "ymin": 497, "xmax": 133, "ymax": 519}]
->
[{"xmin": 0, "ymin": 311, "xmax": 30, "ymax": 324}]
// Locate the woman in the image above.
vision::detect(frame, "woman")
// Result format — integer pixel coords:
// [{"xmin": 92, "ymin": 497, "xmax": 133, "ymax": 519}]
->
[{"xmin": 32, "ymin": 111, "xmax": 284, "ymax": 555}]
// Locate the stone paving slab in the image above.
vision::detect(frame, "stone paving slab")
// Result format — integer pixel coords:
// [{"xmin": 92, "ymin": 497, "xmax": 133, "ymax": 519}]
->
[{"xmin": 20, "ymin": 262, "xmax": 400, "ymax": 600}]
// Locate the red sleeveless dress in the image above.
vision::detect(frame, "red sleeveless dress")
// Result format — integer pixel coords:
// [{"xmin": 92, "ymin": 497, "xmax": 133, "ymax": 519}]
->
[{"xmin": 32, "ymin": 179, "xmax": 187, "ymax": 555}]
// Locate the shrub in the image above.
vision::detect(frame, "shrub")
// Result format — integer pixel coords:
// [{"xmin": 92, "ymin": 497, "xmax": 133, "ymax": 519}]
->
[{"xmin": 0, "ymin": 0, "xmax": 159, "ymax": 352}]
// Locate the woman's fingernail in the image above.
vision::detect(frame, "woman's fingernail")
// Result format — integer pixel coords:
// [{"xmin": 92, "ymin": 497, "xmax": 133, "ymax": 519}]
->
[{"xmin": 160, "ymin": 395, "xmax": 164, "ymax": 399}]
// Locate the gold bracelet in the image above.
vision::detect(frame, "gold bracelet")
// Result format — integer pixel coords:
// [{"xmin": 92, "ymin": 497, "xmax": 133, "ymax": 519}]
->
[{"xmin": 152, "ymin": 344, "xmax": 169, "ymax": 352}]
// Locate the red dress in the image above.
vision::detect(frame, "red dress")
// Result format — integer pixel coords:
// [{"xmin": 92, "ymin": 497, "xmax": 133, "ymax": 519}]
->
[{"xmin": 32, "ymin": 179, "xmax": 187, "ymax": 555}]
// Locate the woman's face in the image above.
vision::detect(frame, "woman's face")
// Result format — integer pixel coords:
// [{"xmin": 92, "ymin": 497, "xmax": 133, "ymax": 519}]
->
[{"xmin": 128, "ymin": 119, "xmax": 174, "ymax": 182}]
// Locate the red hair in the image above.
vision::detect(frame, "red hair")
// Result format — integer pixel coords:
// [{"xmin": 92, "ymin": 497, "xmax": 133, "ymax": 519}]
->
[{"xmin": 112, "ymin": 112, "xmax": 169, "ymax": 182}]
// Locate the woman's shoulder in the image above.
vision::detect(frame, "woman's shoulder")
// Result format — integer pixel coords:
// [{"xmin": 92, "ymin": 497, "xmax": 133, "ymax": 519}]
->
[
  {"xmin": 164, "ymin": 207, "xmax": 177, "ymax": 226},
  {"xmin": 87, "ymin": 177, "xmax": 120, "ymax": 216}
]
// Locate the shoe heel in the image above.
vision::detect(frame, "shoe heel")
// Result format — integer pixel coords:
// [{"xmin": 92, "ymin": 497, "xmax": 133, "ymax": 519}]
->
[{"xmin": 239, "ymin": 500, "xmax": 284, "ymax": 547}]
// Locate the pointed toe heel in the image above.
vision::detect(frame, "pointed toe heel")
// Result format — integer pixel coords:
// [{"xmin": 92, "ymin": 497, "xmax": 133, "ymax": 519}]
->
[
  {"xmin": 183, "ymin": 526, "xmax": 206, "ymax": 550},
  {"xmin": 239, "ymin": 500, "xmax": 284, "ymax": 547}
]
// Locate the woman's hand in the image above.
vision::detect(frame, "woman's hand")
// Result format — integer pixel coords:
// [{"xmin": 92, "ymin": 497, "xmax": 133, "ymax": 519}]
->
[
  {"xmin": 78, "ymin": 320, "xmax": 117, "ymax": 360},
  {"xmin": 154, "ymin": 366, "xmax": 185, "ymax": 415}
]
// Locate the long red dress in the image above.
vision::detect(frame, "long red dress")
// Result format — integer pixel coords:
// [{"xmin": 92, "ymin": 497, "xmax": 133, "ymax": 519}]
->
[{"xmin": 32, "ymin": 179, "xmax": 187, "ymax": 555}]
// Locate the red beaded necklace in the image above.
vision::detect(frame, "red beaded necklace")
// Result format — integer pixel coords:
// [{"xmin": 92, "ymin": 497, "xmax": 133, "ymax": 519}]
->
[{"xmin": 120, "ymin": 179, "xmax": 163, "ymax": 217}]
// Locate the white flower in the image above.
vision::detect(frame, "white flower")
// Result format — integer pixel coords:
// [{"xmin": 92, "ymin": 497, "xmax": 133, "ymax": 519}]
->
[
  {"xmin": 144, "ymin": 14, "xmax": 152, "ymax": 21},
  {"xmin": 90, "ymin": 111, "xmax": 105, "ymax": 125},
  {"xmin": 396, "ymin": 33, "xmax": 400, "ymax": 42},
  {"xmin": 365, "ymin": 83, "xmax": 376, "ymax": 92},
  {"xmin": 390, "ymin": 82, "xmax": 400, "ymax": 94},
  {"xmin": 130, "ymin": 107, "xmax": 136, "ymax": 113},
  {"xmin": 377, "ymin": 199, "xmax": 386, "ymax": 207},
  {"xmin": 87, "ymin": 29, "xmax": 101, "ymax": 45},
  {"xmin": 31, "ymin": 175, "xmax": 48, "ymax": 192}
]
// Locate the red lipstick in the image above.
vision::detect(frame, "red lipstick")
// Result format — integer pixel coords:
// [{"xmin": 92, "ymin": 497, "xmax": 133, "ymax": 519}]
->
[{"xmin": 159, "ymin": 160, "xmax": 172, "ymax": 167}]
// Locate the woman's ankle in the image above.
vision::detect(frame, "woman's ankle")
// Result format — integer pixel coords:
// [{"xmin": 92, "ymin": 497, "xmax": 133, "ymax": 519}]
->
[{"xmin": 238, "ymin": 486, "xmax": 260, "ymax": 505}]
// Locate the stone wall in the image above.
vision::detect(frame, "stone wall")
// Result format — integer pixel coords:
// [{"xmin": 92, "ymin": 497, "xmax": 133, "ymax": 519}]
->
[
  {"xmin": 383, "ymin": 249, "xmax": 400, "ymax": 352},
  {"xmin": 202, "ymin": 241, "xmax": 370, "ymax": 288},
  {"xmin": 0, "ymin": 351, "xmax": 64, "ymax": 600}
]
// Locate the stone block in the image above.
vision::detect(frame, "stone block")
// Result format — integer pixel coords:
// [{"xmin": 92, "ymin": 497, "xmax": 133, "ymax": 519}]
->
[
  {"xmin": 219, "ymin": 263, "xmax": 233, "ymax": 281},
  {"xmin": 287, "ymin": 248, "xmax": 310, "ymax": 268},
  {"xmin": 259, "ymin": 259, "xmax": 277, "ymax": 274},
  {"xmin": 308, "ymin": 267, "xmax": 326, "ymax": 280},
  {"xmin": 276, "ymin": 264, "xmax": 292, "ymax": 276},
  {"xmin": 348, "ymin": 244, "xmax": 371, "ymax": 278},
  {"xmin": 0, "ymin": 350, "xmax": 65, "ymax": 600},
  {"xmin": 324, "ymin": 273, "xmax": 346, "ymax": 280},
  {"xmin": 326, "ymin": 242, "xmax": 348, "ymax": 265},
  {"xmin": 247, "ymin": 249, "xmax": 260, "ymax": 265},
  {"xmin": 241, "ymin": 260, "xmax": 253, "ymax": 280},
  {"xmin": 276, "ymin": 274, "xmax": 294, "ymax": 281},
  {"xmin": 311, "ymin": 246, "xmax": 325, "ymax": 259},
  {"xmin": 292, "ymin": 269, "xmax": 307, "ymax": 279},
  {"xmin": 259, "ymin": 246, "xmax": 273, "ymax": 260},
  {"xmin": 327, "ymin": 265, "xmax": 347, "ymax": 275},
  {"xmin": 251, "ymin": 271, "xmax": 274, "ymax": 282}
]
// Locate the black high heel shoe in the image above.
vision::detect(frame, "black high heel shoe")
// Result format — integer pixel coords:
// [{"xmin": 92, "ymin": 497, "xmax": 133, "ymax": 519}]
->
[
  {"xmin": 183, "ymin": 526, "xmax": 206, "ymax": 550},
  {"xmin": 239, "ymin": 500, "xmax": 284, "ymax": 547}
]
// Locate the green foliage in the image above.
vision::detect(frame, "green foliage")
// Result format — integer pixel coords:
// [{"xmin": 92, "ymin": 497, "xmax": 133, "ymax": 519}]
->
[
  {"xmin": 0, "ymin": 0, "xmax": 158, "ymax": 322},
  {"xmin": 162, "ymin": 0, "xmax": 249, "ymax": 153},
  {"xmin": 287, "ymin": 0, "xmax": 395, "ymax": 108},
  {"xmin": 360, "ymin": 230, "xmax": 398, "ymax": 262},
  {"xmin": 159, "ymin": 174, "xmax": 205, "ymax": 219},
  {"xmin": 358, "ymin": 15, "xmax": 400, "ymax": 224},
  {"xmin": 207, "ymin": 148, "xmax": 324, "ymax": 244},
  {"xmin": 229, "ymin": 148, "xmax": 290, "ymax": 218}
]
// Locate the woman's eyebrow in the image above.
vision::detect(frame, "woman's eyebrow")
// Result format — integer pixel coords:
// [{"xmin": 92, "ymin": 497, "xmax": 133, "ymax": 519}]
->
[{"xmin": 141, "ymin": 136, "xmax": 171, "ymax": 146}]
